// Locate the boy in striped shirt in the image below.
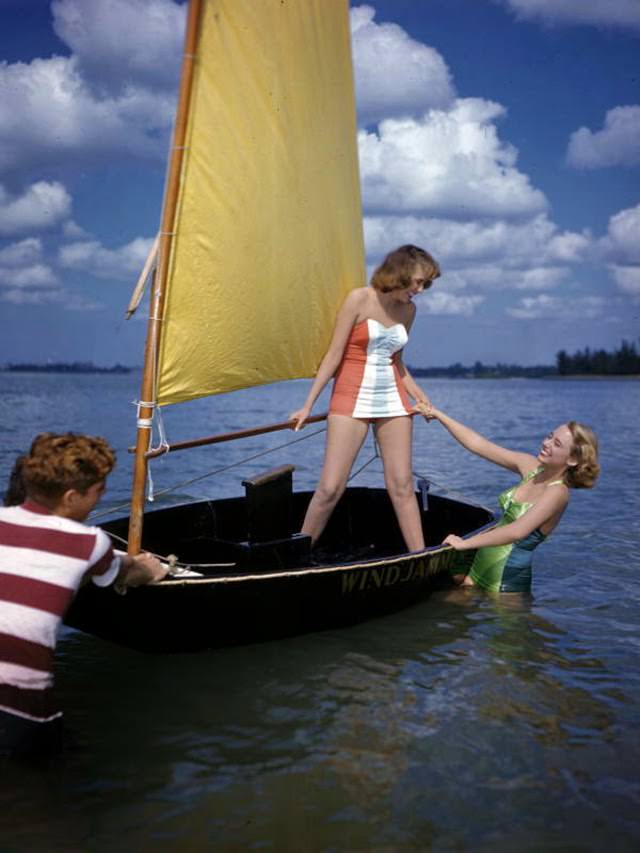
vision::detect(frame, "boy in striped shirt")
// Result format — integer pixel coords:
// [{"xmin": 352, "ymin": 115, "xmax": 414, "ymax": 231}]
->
[{"xmin": 0, "ymin": 432, "xmax": 167, "ymax": 759}]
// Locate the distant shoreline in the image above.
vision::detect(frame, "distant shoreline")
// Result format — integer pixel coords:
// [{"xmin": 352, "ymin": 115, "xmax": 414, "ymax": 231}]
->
[
  {"xmin": 409, "ymin": 367, "xmax": 638, "ymax": 380},
  {"xmin": 536, "ymin": 373, "xmax": 639, "ymax": 381},
  {"xmin": 1, "ymin": 363, "xmax": 134, "ymax": 375},
  {"xmin": 1, "ymin": 362, "xmax": 637, "ymax": 380}
]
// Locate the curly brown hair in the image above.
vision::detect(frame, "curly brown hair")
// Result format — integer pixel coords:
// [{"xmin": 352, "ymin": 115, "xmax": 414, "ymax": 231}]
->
[
  {"xmin": 565, "ymin": 422, "xmax": 600, "ymax": 489},
  {"xmin": 370, "ymin": 245, "xmax": 441, "ymax": 293},
  {"xmin": 20, "ymin": 432, "xmax": 116, "ymax": 506}
]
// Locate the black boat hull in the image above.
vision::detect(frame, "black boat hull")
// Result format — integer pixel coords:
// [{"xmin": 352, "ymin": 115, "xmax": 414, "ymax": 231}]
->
[{"xmin": 65, "ymin": 487, "xmax": 494, "ymax": 652}]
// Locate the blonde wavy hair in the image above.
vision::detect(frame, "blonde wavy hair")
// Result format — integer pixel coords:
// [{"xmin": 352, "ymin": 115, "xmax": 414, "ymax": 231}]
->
[
  {"xmin": 370, "ymin": 245, "xmax": 441, "ymax": 293},
  {"xmin": 20, "ymin": 432, "xmax": 116, "ymax": 505},
  {"xmin": 565, "ymin": 422, "xmax": 600, "ymax": 489}
]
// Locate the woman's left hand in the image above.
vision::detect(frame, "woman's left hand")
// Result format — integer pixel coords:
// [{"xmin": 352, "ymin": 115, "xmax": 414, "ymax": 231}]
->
[{"xmin": 443, "ymin": 534, "xmax": 468, "ymax": 551}]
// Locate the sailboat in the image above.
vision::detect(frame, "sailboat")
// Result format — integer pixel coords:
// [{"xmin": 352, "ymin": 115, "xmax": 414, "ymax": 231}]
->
[{"xmin": 65, "ymin": 0, "xmax": 494, "ymax": 653}]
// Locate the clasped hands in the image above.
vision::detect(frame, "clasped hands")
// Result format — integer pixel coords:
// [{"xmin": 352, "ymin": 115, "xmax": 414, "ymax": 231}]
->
[{"xmin": 413, "ymin": 400, "xmax": 435, "ymax": 420}]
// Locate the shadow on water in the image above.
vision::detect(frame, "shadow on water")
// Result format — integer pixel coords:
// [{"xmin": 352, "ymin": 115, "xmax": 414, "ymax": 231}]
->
[{"xmin": 2, "ymin": 589, "xmax": 637, "ymax": 851}]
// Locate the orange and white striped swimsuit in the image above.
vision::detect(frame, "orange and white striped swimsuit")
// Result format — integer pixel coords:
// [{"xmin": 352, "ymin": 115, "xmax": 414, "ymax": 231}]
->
[{"xmin": 329, "ymin": 319, "xmax": 413, "ymax": 419}]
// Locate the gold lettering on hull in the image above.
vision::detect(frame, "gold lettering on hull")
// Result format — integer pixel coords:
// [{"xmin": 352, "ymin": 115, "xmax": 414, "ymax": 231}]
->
[{"xmin": 340, "ymin": 552, "xmax": 449, "ymax": 595}]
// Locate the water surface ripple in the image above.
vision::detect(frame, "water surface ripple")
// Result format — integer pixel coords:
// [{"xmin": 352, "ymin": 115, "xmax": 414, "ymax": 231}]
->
[{"xmin": 1, "ymin": 375, "xmax": 638, "ymax": 850}]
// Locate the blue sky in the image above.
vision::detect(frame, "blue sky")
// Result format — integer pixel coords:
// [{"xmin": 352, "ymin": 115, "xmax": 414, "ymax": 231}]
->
[{"xmin": 0, "ymin": 0, "xmax": 638, "ymax": 370}]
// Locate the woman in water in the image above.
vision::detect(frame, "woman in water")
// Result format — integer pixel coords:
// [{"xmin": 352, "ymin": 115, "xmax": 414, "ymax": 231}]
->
[
  {"xmin": 419, "ymin": 405, "xmax": 599, "ymax": 593},
  {"xmin": 290, "ymin": 244, "xmax": 440, "ymax": 552}
]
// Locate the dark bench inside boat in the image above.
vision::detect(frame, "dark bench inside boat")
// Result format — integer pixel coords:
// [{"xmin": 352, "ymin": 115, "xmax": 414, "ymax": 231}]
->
[
  {"xmin": 207, "ymin": 464, "xmax": 312, "ymax": 570},
  {"xmin": 100, "ymin": 469, "xmax": 491, "ymax": 576}
]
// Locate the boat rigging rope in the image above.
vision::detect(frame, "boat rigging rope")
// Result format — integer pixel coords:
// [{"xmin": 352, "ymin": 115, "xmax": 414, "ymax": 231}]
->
[
  {"xmin": 345, "ymin": 436, "xmax": 491, "ymax": 511},
  {"xmin": 87, "ymin": 428, "xmax": 491, "ymax": 572},
  {"xmin": 89, "ymin": 425, "xmax": 328, "ymax": 523},
  {"xmin": 145, "ymin": 404, "xmax": 170, "ymax": 501}
]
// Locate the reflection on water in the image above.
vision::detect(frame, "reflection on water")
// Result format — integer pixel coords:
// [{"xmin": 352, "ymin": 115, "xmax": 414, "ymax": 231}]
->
[
  {"xmin": 1, "ymin": 376, "xmax": 640, "ymax": 849},
  {"xmin": 3, "ymin": 591, "xmax": 636, "ymax": 850}
]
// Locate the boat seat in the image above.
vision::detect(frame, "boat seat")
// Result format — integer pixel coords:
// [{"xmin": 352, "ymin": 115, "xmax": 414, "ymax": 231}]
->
[
  {"xmin": 242, "ymin": 464, "xmax": 296, "ymax": 543},
  {"xmin": 215, "ymin": 464, "xmax": 312, "ymax": 570}
]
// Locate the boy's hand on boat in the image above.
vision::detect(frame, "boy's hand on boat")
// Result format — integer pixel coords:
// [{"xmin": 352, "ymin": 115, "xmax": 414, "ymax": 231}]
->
[
  {"xmin": 289, "ymin": 407, "xmax": 310, "ymax": 431},
  {"xmin": 128, "ymin": 552, "xmax": 169, "ymax": 586},
  {"xmin": 442, "ymin": 534, "xmax": 468, "ymax": 551}
]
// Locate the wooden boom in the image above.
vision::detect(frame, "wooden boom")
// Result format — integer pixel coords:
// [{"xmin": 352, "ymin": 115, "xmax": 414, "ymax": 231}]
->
[{"xmin": 130, "ymin": 413, "xmax": 328, "ymax": 459}]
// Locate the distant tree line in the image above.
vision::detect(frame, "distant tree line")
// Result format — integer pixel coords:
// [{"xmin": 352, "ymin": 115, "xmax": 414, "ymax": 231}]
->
[
  {"xmin": 410, "ymin": 362, "xmax": 556, "ymax": 378},
  {"xmin": 2, "ymin": 362, "xmax": 132, "ymax": 374},
  {"xmin": 556, "ymin": 340, "xmax": 640, "ymax": 375},
  {"xmin": 409, "ymin": 341, "xmax": 640, "ymax": 378}
]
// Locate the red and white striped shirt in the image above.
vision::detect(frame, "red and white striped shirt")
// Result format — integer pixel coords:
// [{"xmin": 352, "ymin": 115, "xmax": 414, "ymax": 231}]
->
[{"xmin": 0, "ymin": 500, "xmax": 120, "ymax": 722}]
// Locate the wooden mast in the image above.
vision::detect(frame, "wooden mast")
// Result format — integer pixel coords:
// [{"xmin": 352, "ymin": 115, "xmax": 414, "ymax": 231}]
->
[{"xmin": 127, "ymin": 0, "xmax": 204, "ymax": 555}]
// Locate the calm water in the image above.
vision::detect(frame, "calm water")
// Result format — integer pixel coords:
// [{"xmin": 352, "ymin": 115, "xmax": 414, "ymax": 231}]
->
[{"xmin": 1, "ymin": 373, "xmax": 639, "ymax": 851}]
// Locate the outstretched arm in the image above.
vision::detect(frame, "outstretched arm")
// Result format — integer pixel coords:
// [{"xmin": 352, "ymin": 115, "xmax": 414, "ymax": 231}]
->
[
  {"xmin": 444, "ymin": 485, "xmax": 569, "ymax": 550},
  {"xmin": 422, "ymin": 406, "xmax": 537, "ymax": 475},
  {"xmin": 289, "ymin": 289, "xmax": 365, "ymax": 430}
]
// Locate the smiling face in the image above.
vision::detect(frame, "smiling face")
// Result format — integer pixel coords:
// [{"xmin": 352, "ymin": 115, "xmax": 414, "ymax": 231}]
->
[
  {"xmin": 394, "ymin": 265, "xmax": 434, "ymax": 303},
  {"xmin": 537, "ymin": 424, "xmax": 576, "ymax": 471}
]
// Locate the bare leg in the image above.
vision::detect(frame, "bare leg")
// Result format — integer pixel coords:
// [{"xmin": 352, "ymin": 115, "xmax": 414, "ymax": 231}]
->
[
  {"xmin": 374, "ymin": 416, "xmax": 425, "ymax": 552},
  {"xmin": 301, "ymin": 415, "xmax": 369, "ymax": 544}
]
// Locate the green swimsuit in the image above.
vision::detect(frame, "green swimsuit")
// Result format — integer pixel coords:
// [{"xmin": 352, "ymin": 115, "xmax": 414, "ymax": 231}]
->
[{"xmin": 466, "ymin": 468, "xmax": 563, "ymax": 593}]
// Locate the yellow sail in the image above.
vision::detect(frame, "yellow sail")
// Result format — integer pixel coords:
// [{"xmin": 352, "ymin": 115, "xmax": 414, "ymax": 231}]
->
[{"xmin": 156, "ymin": 0, "xmax": 365, "ymax": 406}]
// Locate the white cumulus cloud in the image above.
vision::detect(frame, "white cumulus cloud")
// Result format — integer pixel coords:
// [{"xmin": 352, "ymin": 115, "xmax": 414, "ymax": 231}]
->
[
  {"xmin": 359, "ymin": 99, "xmax": 547, "ymax": 218},
  {"xmin": 62, "ymin": 220, "xmax": 89, "ymax": 239},
  {"xmin": 567, "ymin": 105, "xmax": 640, "ymax": 169},
  {"xmin": 1, "ymin": 289, "xmax": 61, "ymax": 306},
  {"xmin": 610, "ymin": 265, "xmax": 640, "ymax": 299},
  {"xmin": 0, "ymin": 182, "xmax": 72, "ymax": 236},
  {"xmin": 0, "ymin": 238, "xmax": 43, "ymax": 267},
  {"xmin": 363, "ymin": 213, "xmax": 592, "ymax": 317},
  {"xmin": 508, "ymin": 294, "xmax": 606, "ymax": 320},
  {"xmin": 0, "ymin": 55, "xmax": 175, "ymax": 171},
  {"xmin": 364, "ymin": 214, "xmax": 588, "ymax": 276},
  {"xmin": 51, "ymin": 0, "xmax": 185, "ymax": 92},
  {"xmin": 0, "ymin": 264, "xmax": 58, "ymax": 289},
  {"xmin": 0, "ymin": 230, "xmax": 105, "ymax": 310},
  {"xmin": 58, "ymin": 236, "xmax": 155, "ymax": 280},
  {"xmin": 507, "ymin": 267, "xmax": 570, "ymax": 290},
  {"xmin": 599, "ymin": 203, "xmax": 640, "ymax": 299},
  {"xmin": 601, "ymin": 203, "xmax": 640, "ymax": 264},
  {"xmin": 498, "ymin": 0, "xmax": 640, "ymax": 31},
  {"xmin": 418, "ymin": 291, "xmax": 485, "ymax": 317},
  {"xmin": 0, "ymin": 235, "xmax": 60, "ymax": 301},
  {"xmin": 0, "ymin": 286, "xmax": 98, "ymax": 309},
  {"xmin": 350, "ymin": 5, "xmax": 455, "ymax": 124}
]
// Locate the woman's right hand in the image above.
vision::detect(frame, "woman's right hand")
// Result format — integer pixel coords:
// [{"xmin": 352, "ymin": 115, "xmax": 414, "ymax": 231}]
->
[
  {"xmin": 289, "ymin": 406, "xmax": 311, "ymax": 431},
  {"xmin": 442, "ymin": 534, "xmax": 469, "ymax": 551}
]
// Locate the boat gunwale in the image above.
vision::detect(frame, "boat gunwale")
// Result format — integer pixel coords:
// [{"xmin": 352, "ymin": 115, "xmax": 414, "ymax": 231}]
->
[{"xmin": 130, "ymin": 518, "xmax": 497, "ymax": 587}]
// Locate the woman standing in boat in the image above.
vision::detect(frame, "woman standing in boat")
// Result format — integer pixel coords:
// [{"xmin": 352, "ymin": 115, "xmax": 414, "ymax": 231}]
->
[
  {"xmin": 419, "ymin": 406, "xmax": 599, "ymax": 593},
  {"xmin": 290, "ymin": 244, "xmax": 440, "ymax": 552}
]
